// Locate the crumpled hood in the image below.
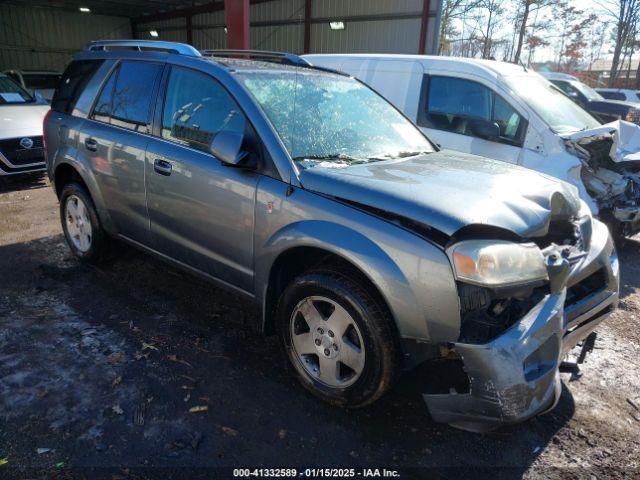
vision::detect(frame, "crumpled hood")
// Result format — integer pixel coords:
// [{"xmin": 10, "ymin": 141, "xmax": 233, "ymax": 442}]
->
[
  {"xmin": 0, "ymin": 104, "xmax": 50, "ymax": 139},
  {"xmin": 298, "ymin": 150, "xmax": 581, "ymax": 238},
  {"xmin": 564, "ymin": 120, "xmax": 640, "ymax": 163}
]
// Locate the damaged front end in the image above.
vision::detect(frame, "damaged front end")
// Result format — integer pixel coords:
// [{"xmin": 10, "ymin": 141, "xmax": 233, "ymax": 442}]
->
[
  {"xmin": 564, "ymin": 121, "xmax": 640, "ymax": 237},
  {"xmin": 423, "ymin": 213, "xmax": 619, "ymax": 432}
]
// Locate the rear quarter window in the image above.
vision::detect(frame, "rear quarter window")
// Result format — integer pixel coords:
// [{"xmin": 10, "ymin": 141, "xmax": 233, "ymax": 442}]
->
[{"xmin": 52, "ymin": 60, "xmax": 103, "ymax": 114}]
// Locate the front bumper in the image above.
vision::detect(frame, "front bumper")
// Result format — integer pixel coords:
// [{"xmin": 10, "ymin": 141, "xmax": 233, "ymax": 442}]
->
[
  {"xmin": 424, "ymin": 219, "xmax": 619, "ymax": 431},
  {"xmin": 0, "ymin": 137, "xmax": 46, "ymax": 176}
]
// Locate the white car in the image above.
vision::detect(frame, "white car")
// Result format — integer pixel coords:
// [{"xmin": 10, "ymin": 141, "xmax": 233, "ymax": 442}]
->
[
  {"xmin": 303, "ymin": 53, "xmax": 640, "ymax": 238},
  {"xmin": 0, "ymin": 74, "xmax": 49, "ymax": 177},
  {"xmin": 3, "ymin": 70, "xmax": 61, "ymax": 103},
  {"xmin": 597, "ymin": 88, "xmax": 640, "ymax": 103}
]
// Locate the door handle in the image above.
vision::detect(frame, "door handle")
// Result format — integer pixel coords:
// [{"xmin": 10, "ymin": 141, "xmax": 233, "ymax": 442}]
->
[
  {"xmin": 84, "ymin": 137, "xmax": 98, "ymax": 152},
  {"xmin": 153, "ymin": 158, "xmax": 172, "ymax": 176}
]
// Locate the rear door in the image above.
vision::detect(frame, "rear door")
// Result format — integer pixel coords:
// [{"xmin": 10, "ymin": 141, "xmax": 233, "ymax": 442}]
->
[
  {"xmin": 416, "ymin": 75, "xmax": 527, "ymax": 164},
  {"xmin": 47, "ymin": 59, "xmax": 104, "ymax": 177},
  {"xmin": 144, "ymin": 65, "xmax": 259, "ymax": 293},
  {"xmin": 78, "ymin": 60, "xmax": 163, "ymax": 244}
]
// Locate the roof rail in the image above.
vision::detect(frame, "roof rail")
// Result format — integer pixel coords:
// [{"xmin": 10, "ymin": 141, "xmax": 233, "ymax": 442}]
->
[
  {"xmin": 201, "ymin": 49, "xmax": 310, "ymax": 67},
  {"xmin": 85, "ymin": 40, "xmax": 201, "ymax": 57}
]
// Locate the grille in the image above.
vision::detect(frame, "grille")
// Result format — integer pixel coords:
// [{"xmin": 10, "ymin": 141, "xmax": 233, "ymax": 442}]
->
[
  {"xmin": 0, "ymin": 137, "xmax": 45, "ymax": 166},
  {"xmin": 565, "ymin": 268, "xmax": 607, "ymax": 306}
]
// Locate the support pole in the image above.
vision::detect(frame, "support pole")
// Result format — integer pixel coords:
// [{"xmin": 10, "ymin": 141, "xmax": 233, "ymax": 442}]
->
[
  {"xmin": 186, "ymin": 15, "xmax": 193, "ymax": 45},
  {"xmin": 224, "ymin": 0, "xmax": 250, "ymax": 49},
  {"xmin": 418, "ymin": 0, "xmax": 431, "ymax": 55},
  {"xmin": 303, "ymin": 0, "xmax": 311, "ymax": 53}
]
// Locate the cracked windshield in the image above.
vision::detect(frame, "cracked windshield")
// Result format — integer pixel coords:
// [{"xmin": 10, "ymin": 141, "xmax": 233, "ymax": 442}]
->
[{"xmin": 237, "ymin": 69, "xmax": 433, "ymax": 168}]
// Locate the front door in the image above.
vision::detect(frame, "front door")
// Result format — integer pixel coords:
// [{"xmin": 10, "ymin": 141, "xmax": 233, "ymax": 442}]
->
[
  {"xmin": 145, "ymin": 66, "xmax": 258, "ymax": 293},
  {"xmin": 418, "ymin": 75, "xmax": 527, "ymax": 164}
]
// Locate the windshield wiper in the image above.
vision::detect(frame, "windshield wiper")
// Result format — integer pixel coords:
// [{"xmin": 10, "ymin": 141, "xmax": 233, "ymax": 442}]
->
[
  {"xmin": 371, "ymin": 150, "xmax": 431, "ymax": 160},
  {"xmin": 292, "ymin": 154, "xmax": 369, "ymax": 164}
]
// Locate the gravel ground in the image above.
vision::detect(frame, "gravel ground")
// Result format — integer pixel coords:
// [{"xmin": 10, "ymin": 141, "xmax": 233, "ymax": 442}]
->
[{"xmin": 0, "ymin": 174, "xmax": 639, "ymax": 479}]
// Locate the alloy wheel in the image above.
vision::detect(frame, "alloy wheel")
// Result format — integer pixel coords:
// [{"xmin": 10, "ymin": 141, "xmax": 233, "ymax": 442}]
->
[
  {"xmin": 289, "ymin": 295, "xmax": 366, "ymax": 388},
  {"xmin": 65, "ymin": 194, "xmax": 92, "ymax": 253}
]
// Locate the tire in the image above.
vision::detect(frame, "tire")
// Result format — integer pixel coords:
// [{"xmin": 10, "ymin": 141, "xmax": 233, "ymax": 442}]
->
[
  {"xmin": 276, "ymin": 268, "xmax": 401, "ymax": 407},
  {"xmin": 59, "ymin": 182, "xmax": 111, "ymax": 263}
]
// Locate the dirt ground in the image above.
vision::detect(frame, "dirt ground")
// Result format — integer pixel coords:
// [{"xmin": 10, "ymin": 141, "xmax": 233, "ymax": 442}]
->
[{"xmin": 0, "ymin": 174, "xmax": 639, "ymax": 479}]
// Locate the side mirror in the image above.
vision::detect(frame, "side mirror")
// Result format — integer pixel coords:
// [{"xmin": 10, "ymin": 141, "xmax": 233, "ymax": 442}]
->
[
  {"xmin": 209, "ymin": 113, "xmax": 253, "ymax": 168},
  {"xmin": 565, "ymin": 90, "xmax": 584, "ymax": 106},
  {"xmin": 468, "ymin": 118, "xmax": 500, "ymax": 140}
]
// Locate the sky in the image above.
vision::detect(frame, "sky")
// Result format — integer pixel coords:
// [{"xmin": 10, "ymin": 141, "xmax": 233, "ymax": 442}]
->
[{"xmin": 450, "ymin": 0, "xmax": 616, "ymax": 63}]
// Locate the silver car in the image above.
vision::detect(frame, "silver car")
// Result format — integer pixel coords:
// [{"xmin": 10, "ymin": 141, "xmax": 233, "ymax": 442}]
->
[{"xmin": 44, "ymin": 41, "xmax": 619, "ymax": 432}]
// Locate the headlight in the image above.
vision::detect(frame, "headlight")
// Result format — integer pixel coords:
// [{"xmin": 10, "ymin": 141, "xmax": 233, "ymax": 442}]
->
[{"xmin": 448, "ymin": 240, "xmax": 548, "ymax": 287}]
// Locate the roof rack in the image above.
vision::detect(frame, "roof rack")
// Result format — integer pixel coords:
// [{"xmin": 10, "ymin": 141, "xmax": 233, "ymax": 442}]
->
[
  {"xmin": 201, "ymin": 49, "xmax": 310, "ymax": 67},
  {"xmin": 85, "ymin": 40, "xmax": 201, "ymax": 57}
]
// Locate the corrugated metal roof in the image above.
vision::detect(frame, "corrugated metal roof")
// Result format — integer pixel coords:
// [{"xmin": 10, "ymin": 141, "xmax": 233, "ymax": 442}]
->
[
  {"xmin": 1, "ymin": 0, "xmax": 443, "ymax": 70},
  {"xmin": 0, "ymin": 3, "xmax": 131, "ymax": 70}
]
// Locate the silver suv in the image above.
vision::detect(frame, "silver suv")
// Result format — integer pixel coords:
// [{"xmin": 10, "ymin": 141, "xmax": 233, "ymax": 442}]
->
[{"xmin": 44, "ymin": 41, "xmax": 619, "ymax": 432}]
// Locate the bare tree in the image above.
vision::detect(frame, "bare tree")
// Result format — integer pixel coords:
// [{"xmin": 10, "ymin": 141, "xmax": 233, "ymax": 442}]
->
[
  {"xmin": 562, "ymin": 14, "xmax": 595, "ymax": 72},
  {"xmin": 597, "ymin": 0, "xmax": 640, "ymax": 86},
  {"xmin": 459, "ymin": 0, "xmax": 506, "ymax": 59},
  {"xmin": 554, "ymin": 2, "xmax": 584, "ymax": 70},
  {"xmin": 480, "ymin": 0, "xmax": 505, "ymax": 58},
  {"xmin": 526, "ymin": 34, "xmax": 549, "ymax": 66},
  {"xmin": 512, "ymin": 0, "xmax": 554, "ymax": 64},
  {"xmin": 438, "ymin": 0, "xmax": 482, "ymax": 55},
  {"xmin": 586, "ymin": 18, "xmax": 609, "ymax": 71}
]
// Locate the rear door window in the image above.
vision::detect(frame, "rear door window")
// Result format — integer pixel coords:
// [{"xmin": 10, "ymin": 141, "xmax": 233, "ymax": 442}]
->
[
  {"xmin": 52, "ymin": 60, "xmax": 103, "ymax": 114},
  {"xmin": 425, "ymin": 76, "xmax": 526, "ymax": 145},
  {"xmin": 90, "ymin": 61, "xmax": 162, "ymax": 133},
  {"xmin": 111, "ymin": 61, "xmax": 162, "ymax": 133}
]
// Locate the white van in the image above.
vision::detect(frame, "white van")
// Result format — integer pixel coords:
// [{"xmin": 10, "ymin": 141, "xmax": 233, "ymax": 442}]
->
[{"xmin": 303, "ymin": 54, "xmax": 640, "ymax": 238}]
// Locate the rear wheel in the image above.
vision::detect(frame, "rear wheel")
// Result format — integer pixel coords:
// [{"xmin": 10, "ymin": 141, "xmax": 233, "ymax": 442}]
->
[
  {"xmin": 277, "ymin": 268, "xmax": 400, "ymax": 407},
  {"xmin": 60, "ymin": 182, "xmax": 111, "ymax": 263}
]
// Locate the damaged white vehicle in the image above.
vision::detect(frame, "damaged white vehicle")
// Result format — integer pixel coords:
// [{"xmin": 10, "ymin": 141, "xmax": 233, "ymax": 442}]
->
[
  {"xmin": 564, "ymin": 121, "xmax": 640, "ymax": 237},
  {"xmin": 303, "ymin": 54, "xmax": 640, "ymax": 238}
]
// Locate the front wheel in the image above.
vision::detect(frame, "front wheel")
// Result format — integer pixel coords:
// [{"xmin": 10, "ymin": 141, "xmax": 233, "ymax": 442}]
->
[{"xmin": 277, "ymin": 268, "xmax": 401, "ymax": 407}]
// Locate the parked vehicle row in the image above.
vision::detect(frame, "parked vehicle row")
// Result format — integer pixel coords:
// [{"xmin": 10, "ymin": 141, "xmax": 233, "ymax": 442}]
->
[
  {"xmin": 303, "ymin": 55, "xmax": 640, "ymax": 239},
  {"xmin": 597, "ymin": 87, "xmax": 640, "ymax": 103},
  {"xmin": 3, "ymin": 69, "xmax": 62, "ymax": 103},
  {"xmin": 542, "ymin": 72, "xmax": 640, "ymax": 125},
  {"xmin": 0, "ymin": 73, "xmax": 49, "ymax": 177},
  {"xmin": 42, "ymin": 41, "xmax": 620, "ymax": 432}
]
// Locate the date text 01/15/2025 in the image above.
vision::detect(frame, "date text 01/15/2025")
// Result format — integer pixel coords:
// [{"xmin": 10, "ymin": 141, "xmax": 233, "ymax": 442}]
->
[{"xmin": 232, "ymin": 468, "xmax": 401, "ymax": 477}]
